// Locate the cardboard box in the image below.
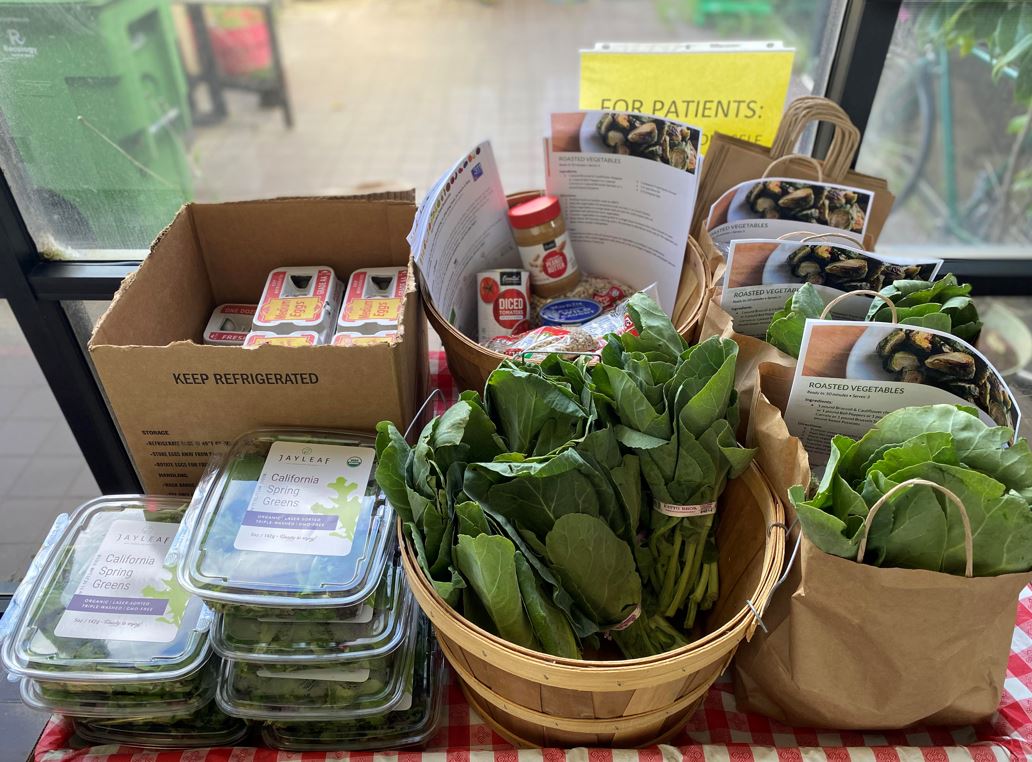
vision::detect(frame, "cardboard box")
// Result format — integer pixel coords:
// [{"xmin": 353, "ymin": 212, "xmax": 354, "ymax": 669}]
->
[{"xmin": 89, "ymin": 194, "xmax": 427, "ymax": 496}]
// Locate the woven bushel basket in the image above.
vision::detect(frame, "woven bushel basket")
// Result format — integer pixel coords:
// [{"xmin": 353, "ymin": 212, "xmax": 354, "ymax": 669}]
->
[
  {"xmin": 425, "ymin": 190, "xmax": 711, "ymax": 393},
  {"xmin": 400, "ymin": 463, "xmax": 785, "ymax": 748}
]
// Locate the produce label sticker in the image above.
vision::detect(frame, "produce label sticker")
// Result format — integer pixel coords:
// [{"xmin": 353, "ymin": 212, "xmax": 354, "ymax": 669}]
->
[
  {"xmin": 579, "ymin": 42, "xmax": 794, "ymax": 155},
  {"xmin": 707, "ymin": 178, "xmax": 874, "ymax": 247},
  {"xmin": 656, "ymin": 501, "xmax": 716, "ymax": 517},
  {"xmin": 234, "ymin": 443, "xmax": 373, "ymax": 557},
  {"xmin": 256, "ymin": 665, "xmax": 370, "ymax": 682},
  {"xmin": 719, "ymin": 239, "xmax": 942, "ymax": 337},
  {"xmin": 785, "ymin": 320, "xmax": 1020, "ymax": 469},
  {"xmin": 55, "ymin": 519, "xmax": 184, "ymax": 643}
]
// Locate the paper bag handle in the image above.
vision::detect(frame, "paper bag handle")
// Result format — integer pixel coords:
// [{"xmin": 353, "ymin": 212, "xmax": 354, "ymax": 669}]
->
[
  {"xmin": 770, "ymin": 97, "xmax": 860, "ymax": 182},
  {"xmin": 762, "ymin": 154, "xmax": 824, "ymax": 182},
  {"xmin": 857, "ymin": 478, "xmax": 973, "ymax": 577},
  {"xmin": 820, "ymin": 289, "xmax": 897, "ymax": 323},
  {"xmin": 797, "ymin": 232, "xmax": 862, "ymax": 246}
]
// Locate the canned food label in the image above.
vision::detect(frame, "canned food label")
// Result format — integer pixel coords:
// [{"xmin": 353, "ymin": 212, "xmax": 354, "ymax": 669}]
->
[
  {"xmin": 518, "ymin": 232, "xmax": 578, "ymax": 285},
  {"xmin": 55, "ymin": 519, "xmax": 183, "ymax": 643},
  {"xmin": 234, "ymin": 442, "xmax": 373, "ymax": 557},
  {"xmin": 478, "ymin": 270, "xmax": 531, "ymax": 343}
]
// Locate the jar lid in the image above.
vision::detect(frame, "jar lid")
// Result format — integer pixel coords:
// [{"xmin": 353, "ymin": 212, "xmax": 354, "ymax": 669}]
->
[
  {"xmin": 507, "ymin": 195, "xmax": 562, "ymax": 229},
  {"xmin": 540, "ymin": 298, "xmax": 603, "ymax": 327}
]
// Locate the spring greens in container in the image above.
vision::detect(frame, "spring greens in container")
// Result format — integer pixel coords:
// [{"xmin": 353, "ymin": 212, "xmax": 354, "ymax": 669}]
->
[
  {"xmin": 21, "ymin": 662, "xmax": 215, "ymax": 718},
  {"xmin": 1, "ymin": 497, "xmax": 210, "ymax": 688},
  {"xmin": 209, "ymin": 559, "xmax": 415, "ymax": 662},
  {"xmin": 73, "ymin": 700, "xmax": 248, "ymax": 748},
  {"xmin": 261, "ymin": 618, "xmax": 443, "ymax": 751},
  {"xmin": 215, "ymin": 609, "xmax": 419, "ymax": 720},
  {"xmin": 177, "ymin": 429, "xmax": 394, "ymax": 615},
  {"xmin": 791, "ymin": 404, "xmax": 1032, "ymax": 575}
]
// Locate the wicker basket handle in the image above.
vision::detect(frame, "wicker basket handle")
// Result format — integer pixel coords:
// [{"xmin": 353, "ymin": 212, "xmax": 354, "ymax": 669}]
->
[
  {"xmin": 762, "ymin": 154, "xmax": 823, "ymax": 182},
  {"xmin": 857, "ymin": 478, "xmax": 973, "ymax": 577},
  {"xmin": 820, "ymin": 289, "xmax": 897, "ymax": 323},
  {"xmin": 770, "ymin": 97, "xmax": 860, "ymax": 182}
]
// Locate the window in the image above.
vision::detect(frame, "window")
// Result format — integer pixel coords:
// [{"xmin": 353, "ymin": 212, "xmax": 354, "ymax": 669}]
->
[
  {"xmin": 0, "ymin": 0, "xmax": 846, "ymax": 258},
  {"xmin": 857, "ymin": 0, "xmax": 1032, "ymax": 254}
]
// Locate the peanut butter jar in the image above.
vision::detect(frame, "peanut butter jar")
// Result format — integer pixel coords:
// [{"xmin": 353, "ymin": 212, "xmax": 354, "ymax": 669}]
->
[{"xmin": 507, "ymin": 195, "xmax": 581, "ymax": 298}]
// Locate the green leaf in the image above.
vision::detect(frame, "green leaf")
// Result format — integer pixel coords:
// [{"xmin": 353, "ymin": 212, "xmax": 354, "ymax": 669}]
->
[
  {"xmin": 545, "ymin": 514, "xmax": 642, "ymax": 629},
  {"xmin": 454, "ymin": 534, "xmax": 539, "ymax": 650},
  {"xmin": 766, "ymin": 283, "xmax": 825, "ymax": 358},
  {"xmin": 513, "ymin": 552, "xmax": 581, "ymax": 658},
  {"xmin": 485, "ymin": 364, "xmax": 587, "ymax": 455}
]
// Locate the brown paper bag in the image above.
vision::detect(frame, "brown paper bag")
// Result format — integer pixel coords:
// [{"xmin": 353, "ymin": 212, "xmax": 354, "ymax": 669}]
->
[
  {"xmin": 734, "ymin": 528, "xmax": 1031, "ymax": 729},
  {"xmin": 691, "ymin": 96, "xmax": 895, "ymax": 244},
  {"xmin": 735, "ymin": 383, "xmax": 1031, "ymax": 729}
]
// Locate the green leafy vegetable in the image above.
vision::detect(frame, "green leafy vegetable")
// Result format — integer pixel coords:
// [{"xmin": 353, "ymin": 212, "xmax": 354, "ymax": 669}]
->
[
  {"xmin": 792, "ymin": 404, "xmax": 1032, "ymax": 575},
  {"xmin": 867, "ymin": 275, "xmax": 983, "ymax": 343},
  {"xmin": 454, "ymin": 533, "xmax": 539, "ymax": 650},
  {"xmin": 375, "ymin": 293, "xmax": 751, "ymax": 659},
  {"xmin": 766, "ymin": 282, "xmax": 825, "ymax": 358}
]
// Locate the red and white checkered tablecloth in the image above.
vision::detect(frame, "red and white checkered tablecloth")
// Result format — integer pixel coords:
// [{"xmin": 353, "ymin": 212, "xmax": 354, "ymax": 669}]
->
[{"xmin": 32, "ymin": 352, "xmax": 1032, "ymax": 762}]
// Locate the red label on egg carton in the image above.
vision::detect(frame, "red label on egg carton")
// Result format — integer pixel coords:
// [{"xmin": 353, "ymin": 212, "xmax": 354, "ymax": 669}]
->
[{"xmin": 339, "ymin": 268, "xmax": 407, "ymax": 327}]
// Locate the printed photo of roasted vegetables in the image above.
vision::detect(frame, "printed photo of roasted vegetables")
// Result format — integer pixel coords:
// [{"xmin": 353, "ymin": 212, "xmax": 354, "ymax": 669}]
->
[
  {"xmin": 784, "ymin": 245, "xmax": 936, "ymax": 291},
  {"xmin": 877, "ymin": 328, "xmax": 1015, "ymax": 428},
  {"xmin": 594, "ymin": 113, "xmax": 699, "ymax": 171},
  {"xmin": 745, "ymin": 180, "xmax": 869, "ymax": 232}
]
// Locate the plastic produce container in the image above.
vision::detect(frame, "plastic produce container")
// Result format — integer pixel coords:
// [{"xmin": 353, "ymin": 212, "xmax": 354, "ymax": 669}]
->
[
  {"xmin": 216, "ymin": 610, "xmax": 420, "ymax": 721},
  {"xmin": 20, "ymin": 662, "xmax": 215, "ymax": 718},
  {"xmin": 177, "ymin": 429, "xmax": 395, "ymax": 618},
  {"xmin": 72, "ymin": 700, "xmax": 249, "ymax": 748},
  {"xmin": 261, "ymin": 618, "xmax": 443, "ymax": 750},
  {"xmin": 1, "ymin": 497, "xmax": 213, "ymax": 714},
  {"xmin": 210, "ymin": 555, "xmax": 416, "ymax": 663}
]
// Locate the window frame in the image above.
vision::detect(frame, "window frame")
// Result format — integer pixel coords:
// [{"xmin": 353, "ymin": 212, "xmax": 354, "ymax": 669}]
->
[{"xmin": 0, "ymin": 0, "xmax": 1026, "ymax": 502}]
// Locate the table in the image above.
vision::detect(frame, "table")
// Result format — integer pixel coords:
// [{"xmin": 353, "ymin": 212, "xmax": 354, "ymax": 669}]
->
[{"xmin": 32, "ymin": 351, "xmax": 1032, "ymax": 761}]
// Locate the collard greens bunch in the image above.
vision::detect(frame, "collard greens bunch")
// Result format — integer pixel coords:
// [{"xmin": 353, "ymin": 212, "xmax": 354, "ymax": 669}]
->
[
  {"xmin": 375, "ymin": 294, "xmax": 754, "ymax": 659},
  {"xmin": 792, "ymin": 404, "xmax": 1032, "ymax": 575},
  {"xmin": 766, "ymin": 274, "xmax": 982, "ymax": 359}
]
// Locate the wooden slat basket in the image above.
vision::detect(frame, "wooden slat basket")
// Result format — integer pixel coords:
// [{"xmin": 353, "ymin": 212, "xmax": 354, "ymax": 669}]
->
[
  {"xmin": 425, "ymin": 190, "xmax": 711, "ymax": 393},
  {"xmin": 400, "ymin": 463, "xmax": 785, "ymax": 748}
]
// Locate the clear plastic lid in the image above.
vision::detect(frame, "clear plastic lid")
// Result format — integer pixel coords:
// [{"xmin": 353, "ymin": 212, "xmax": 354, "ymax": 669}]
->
[
  {"xmin": 1, "ymin": 496, "xmax": 211, "ymax": 683},
  {"xmin": 72, "ymin": 700, "xmax": 249, "ymax": 748},
  {"xmin": 21, "ymin": 661, "xmax": 216, "ymax": 718},
  {"xmin": 209, "ymin": 557, "xmax": 416, "ymax": 663},
  {"xmin": 260, "ymin": 618, "xmax": 443, "ymax": 751},
  {"xmin": 216, "ymin": 609, "xmax": 419, "ymax": 721},
  {"xmin": 177, "ymin": 429, "xmax": 395, "ymax": 610}
]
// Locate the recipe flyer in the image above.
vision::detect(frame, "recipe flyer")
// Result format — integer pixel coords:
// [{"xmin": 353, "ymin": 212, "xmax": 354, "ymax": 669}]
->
[
  {"xmin": 408, "ymin": 141, "xmax": 521, "ymax": 338},
  {"xmin": 706, "ymin": 177, "xmax": 873, "ymax": 247},
  {"xmin": 720, "ymin": 239, "xmax": 942, "ymax": 336},
  {"xmin": 545, "ymin": 110, "xmax": 702, "ymax": 314},
  {"xmin": 784, "ymin": 320, "xmax": 1020, "ymax": 468}
]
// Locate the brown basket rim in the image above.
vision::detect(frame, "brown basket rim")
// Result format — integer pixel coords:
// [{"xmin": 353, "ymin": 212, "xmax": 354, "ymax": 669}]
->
[
  {"xmin": 439, "ymin": 635, "xmax": 714, "ymax": 730},
  {"xmin": 401, "ymin": 463, "xmax": 785, "ymax": 671},
  {"xmin": 460, "ymin": 680, "xmax": 700, "ymax": 749}
]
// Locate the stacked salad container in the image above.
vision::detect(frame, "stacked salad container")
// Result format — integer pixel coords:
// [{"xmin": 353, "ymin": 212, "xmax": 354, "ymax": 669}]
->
[
  {"xmin": 0, "ymin": 497, "xmax": 246, "ymax": 748},
  {"xmin": 176, "ymin": 428, "xmax": 443, "ymax": 750}
]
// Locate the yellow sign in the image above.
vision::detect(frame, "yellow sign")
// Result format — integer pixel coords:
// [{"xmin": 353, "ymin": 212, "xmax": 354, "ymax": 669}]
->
[{"xmin": 579, "ymin": 43, "xmax": 795, "ymax": 155}]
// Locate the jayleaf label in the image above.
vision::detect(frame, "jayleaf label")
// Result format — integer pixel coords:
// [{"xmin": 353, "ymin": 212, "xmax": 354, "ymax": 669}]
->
[
  {"xmin": 234, "ymin": 442, "xmax": 373, "ymax": 557},
  {"xmin": 55, "ymin": 519, "xmax": 184, "ymax": 643}
]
